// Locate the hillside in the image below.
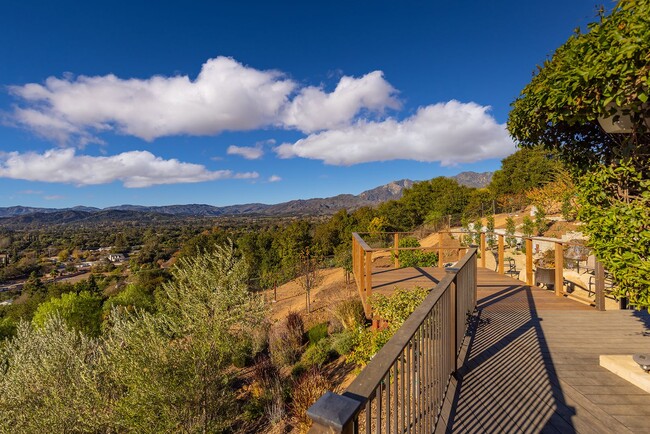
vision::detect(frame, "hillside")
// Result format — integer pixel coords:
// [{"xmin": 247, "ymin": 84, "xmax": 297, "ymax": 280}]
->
[{"xmin": 0, "ymin": 171, "xmax": 492, "ymax": 224}]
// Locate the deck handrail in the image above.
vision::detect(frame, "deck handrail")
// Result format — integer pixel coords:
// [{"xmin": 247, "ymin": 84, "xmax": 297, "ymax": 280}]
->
[
  {"xmin": 307, "ymin": 248, "xmax": 478, "ymax": 433},
  {"xmin": 351, "ymin": 232, "xmax": 472, "ymax": 317}
]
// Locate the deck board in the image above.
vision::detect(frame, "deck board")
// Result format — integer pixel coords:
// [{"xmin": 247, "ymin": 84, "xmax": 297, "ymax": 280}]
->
[{"xmin": 372, "ymin": 266, "xmax": 650, "ymax": 433}]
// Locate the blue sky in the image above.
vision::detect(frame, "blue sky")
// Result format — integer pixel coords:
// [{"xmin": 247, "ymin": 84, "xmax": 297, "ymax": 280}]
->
[{"xmin": 0, "ymin": 0, "xmax": 600, "ymax": 208}]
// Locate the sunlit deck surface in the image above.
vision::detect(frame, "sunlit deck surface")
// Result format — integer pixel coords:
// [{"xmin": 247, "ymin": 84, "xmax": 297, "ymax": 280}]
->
[{"xmin": 372, "ymin": 267, "xmax": 650, "ymax": 433}]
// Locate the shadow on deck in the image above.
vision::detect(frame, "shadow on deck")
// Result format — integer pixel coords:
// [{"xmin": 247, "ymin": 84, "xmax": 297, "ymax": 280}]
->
[{"xmin": 372, "ymin": 267, "xmax": 650, "ymax": 433}]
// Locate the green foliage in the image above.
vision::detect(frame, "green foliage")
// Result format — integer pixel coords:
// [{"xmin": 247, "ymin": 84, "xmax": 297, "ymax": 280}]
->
[
  {"xmin": 486, "ymin": 215, "xmax": 496, "ymax": 248},
  {"xmin": 577, "ymin": 162, "xmax": 650, "ymax": 307},
  {"xmin": 300, "ymin": 338, "xmax": 334, "ymax": 368},
  {"xmin": 332, "ymin": 298, "xmax": 365, "ymax": 331},
  {"xmin": 0, "ymin": 318, "xmax": 111, "ymax": 433},
  {"xmin": 505, "ymin": 216, "xmax": 517, "ymax": 248},
  {"xmin": 379, "ymin": 177, "xmax": 472, "ymax": 231},
  {"xmin": 330, "ymin": 330, "xmax": 355, "ymax": 356},
  {"xmin": 32, "ymin": 291, "xmax": 103, "ymax": 337},
  {"xmin": 473, "ymin": 218, "xmax": 483, "ymax": 245},
  {"xmin": 306, "ymin": 322, "xmax": 328, "ymax": 345},
  {"xmin": 105, "ymin": 283, "xmax": 156, "ymax": 315},
  {"xmin": 394, "ymin": 237, "xmax": 438, "ymax": 267},
  {"xmin": 508, "ymin": 0, "xmax": 650, "ymax": 170},
  {"xmin": 349, "ymin": 287, "xmax": 429, "ymax": 367},
  {"xmin": 489, "ymin": 147, "xmax": 561, "ymax": 198},
  {"xmin": 0, "ymin": 242, "xmax": 268, "ymax": 432},
  {"xmin": 534, "ymin": 207, "xmax": 548, "ymax": 236},
  {"xmin": 371, "ymin": 287, "xmax": 429, "ymax": 325},
  {"xmin": 522, "ymin": 216, "xmax": 535, "ymax": 238},
  {"xmin": 0, "ymin": 317, "xmax": 17, "ymax": 340}
]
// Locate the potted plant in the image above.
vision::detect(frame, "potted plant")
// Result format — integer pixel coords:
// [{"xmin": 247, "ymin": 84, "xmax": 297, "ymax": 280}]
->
[{"xmin": 535, "ymin": 249, "xmax": 555, "ymax": 289}]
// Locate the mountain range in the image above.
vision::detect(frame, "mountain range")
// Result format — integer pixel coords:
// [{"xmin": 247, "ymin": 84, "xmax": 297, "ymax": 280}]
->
[{"xmin": 0, "ymin": 172, "xmax": 491, "ymax": 222}]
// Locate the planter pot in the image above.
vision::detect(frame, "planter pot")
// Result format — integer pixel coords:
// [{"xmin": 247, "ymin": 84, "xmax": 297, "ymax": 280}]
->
[{"xmin": 535, "ymin": 266, "xmax": 555, "ymax": 289}]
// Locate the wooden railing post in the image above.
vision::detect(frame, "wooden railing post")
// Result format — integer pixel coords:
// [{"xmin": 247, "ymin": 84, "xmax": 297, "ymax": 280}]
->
[
  {"xmin": 393, "ymin": 233, "xmax": 400, "ymax": 268},
  {"xmin": 480, "ymin": 232, "xmax": 486, "ymax": 268},
  {"xmin": 554, "ymin": 242, "xmax": 564, "ymax": 297},
  {"xmin": 525, "ymin": 238, "xmax": 533, "ymax": 285},
  {"xmin": 438, "ymin": 245, "xmax": 444, "ymax": 269},
  {"xmin": 365, "ymin": 251, "xmax": 372, "ymax": 302},
  {"xmin": 595, "ymin": 259, "xmax": 606, "ymax": 311},
  {"xmin": 497, "ymin": 234, "xmax": 504, "ymax": 274}
]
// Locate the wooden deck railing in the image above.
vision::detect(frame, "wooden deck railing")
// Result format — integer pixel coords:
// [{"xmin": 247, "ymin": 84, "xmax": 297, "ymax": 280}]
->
[
  {"xmin": 307, "ymin": 248, "xmax": 478, "ymax": 433},
  {"xmin": 352, "ymin": 232, "xmax": 472, "ymax": 318},
  {"xmin": 473, "ymin": 231, "xmax": 616, "ymax": 310}
]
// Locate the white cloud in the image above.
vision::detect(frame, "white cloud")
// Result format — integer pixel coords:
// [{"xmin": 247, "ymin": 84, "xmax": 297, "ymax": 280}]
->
[
  {"xmin": 0, "ymin": 148, "xmax": 258, "ymax": 188},
  {"xmin": 281, "ymin": 71, "xmax": 400, "ymax": 132},
  {"xmin": 227, "ymin": 144, "xmax": 264, "ymax": 160},
  {"xmin": 9, "ymin": 58, "xmax": 400, "ymax": 143},
  {"xmin": 268, "ymin": 175, "xmax": 282, "ymax": 182},
  {"xmin": 275, "ymin": 101, "xmax": 516, "ymax": 165},
  {"xmin": 44, "ymin": 195, "xmax": 65, "ymax": 200}
]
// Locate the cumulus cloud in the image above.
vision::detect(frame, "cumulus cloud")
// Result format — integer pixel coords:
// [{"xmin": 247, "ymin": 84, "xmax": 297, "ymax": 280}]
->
[
  {"xmin": 275, "ymin": 101, "xmax": 516, "ymax": 165},
  {"xmin": 9, "ymin": 57, "xmax": 399, "ymax": 143},
  {"xmin": 268, "ymin": 175, "xmax": 282, "ymax": 182},
  {"xmin": 0, "ymin": 148, "xmax": 258, "ymax": 188},
  {"xmin": 281, "ymin": 71, "xmax": 400, "ymax": 132},
  {"xmin": 227, "ymin": 144, "xmax": 264, "ymax": 160}
]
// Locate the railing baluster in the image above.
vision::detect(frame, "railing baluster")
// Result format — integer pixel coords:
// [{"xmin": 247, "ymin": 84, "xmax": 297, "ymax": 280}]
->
[
  {"xmin": 376, "ymin": 381, "xmax": 382, "ymax": 434},
  {"xmin": 307, "ymin": 241, "xmax": 478, "ymax": 434}
]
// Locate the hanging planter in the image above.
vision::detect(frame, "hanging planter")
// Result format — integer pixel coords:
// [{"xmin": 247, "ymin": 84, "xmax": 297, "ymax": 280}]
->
[{"xmin": 597, "ymin": 103, "xmax": 650, "ymax": 133}]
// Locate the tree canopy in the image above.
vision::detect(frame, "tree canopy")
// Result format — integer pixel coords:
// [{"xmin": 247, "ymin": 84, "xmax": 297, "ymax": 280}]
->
[{"xmin": 508, "ymin": 0, "xmax": 649, "ymax": 170}]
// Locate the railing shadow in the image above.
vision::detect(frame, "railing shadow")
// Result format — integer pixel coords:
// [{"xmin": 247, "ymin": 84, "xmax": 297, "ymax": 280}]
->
[{"xmin": 441, "ymin": 283, "xmax": 577, "ymax": 433}]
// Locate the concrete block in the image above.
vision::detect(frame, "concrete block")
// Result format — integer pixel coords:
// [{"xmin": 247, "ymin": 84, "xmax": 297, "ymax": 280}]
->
[{"xmin": 600, "ymin": 355, "xmax": 650, "ymax": 394}]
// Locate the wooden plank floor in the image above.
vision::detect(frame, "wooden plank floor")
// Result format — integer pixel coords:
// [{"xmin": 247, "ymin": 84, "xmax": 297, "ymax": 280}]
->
[
  {"xmin": 443, "ymin": 269, "xmax": 650, "ymax": 433},
  {"xmin": 371, "ymin": 266, "xmax": 650, "ymax": 433}
]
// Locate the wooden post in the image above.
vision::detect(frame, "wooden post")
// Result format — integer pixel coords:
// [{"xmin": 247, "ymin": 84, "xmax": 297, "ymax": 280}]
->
[
  {"xmin": 526, "ymin": 238, "xmax": 533, "ymax": 285},
  {"xmin": 595, "ymin": 260, "xmax": 605, "ymax": 311},
  {"xmin": 365, "ymin": 251, "xmax": 372, "ymax": 299},
  {"xmin": 438, "ymin": 246, "xmax": 444, "ymax": 269},
  {"xmin": 393, "ymin": 233, "xmax": 400, "ymax": 268},
  {"xmin": 497, "ymin": 235, "xmax": 504, "ymax": 274},
  {"xmin": 554, "ymin": 242, "xmax": 564, "ymax": 297},
  {"xmin": 480, "ymin": 232, "xmax": 486, "ymax": 268}
]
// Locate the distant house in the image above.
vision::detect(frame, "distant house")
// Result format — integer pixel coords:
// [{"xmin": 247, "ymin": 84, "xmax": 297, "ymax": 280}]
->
[{"xmin": 107, "ymin": 253, "xmax": 126, "ymax": 263}]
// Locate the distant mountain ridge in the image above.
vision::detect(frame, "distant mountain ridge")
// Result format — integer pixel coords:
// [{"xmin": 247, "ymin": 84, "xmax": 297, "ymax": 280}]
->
[{"xmin": 0, "ymin": 171, "xmax": 492, "ymax": 222}]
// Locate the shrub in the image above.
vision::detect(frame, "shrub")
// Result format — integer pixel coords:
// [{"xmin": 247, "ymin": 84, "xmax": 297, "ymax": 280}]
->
[
  {"xmin": 393, "ymin": 237, "xmax": 438, "ymax": 267},
  {"xmin": 290, "ymin": 368, "xmax": 332, "ymax": 432},
  {"xmin": 250, "ymin": 356, "xmax": 286, "ymax": 424},
  {"xmin": 270, "ymin": 313, "xmax": 305, "ymax": 367},
  {"xmin": 372, "ymin": 287, "xmax": 429, "ymax": 325},
  {"xmin": 349, "ymin": 287, "xmax": 429, "ymax": 367},
  {"xmin": 505, "ymin": 216, "xmax": 517, "ymax": 248},
  {"xmin": 332, "ymin": 298, "xmax": 365, "ymax": 330},
  {"xmin": 270, "ymin": 327, "xmax": 301, "ymax": 367},
  {"xmin": 306, "ymin": 322, "xmax": 328, "ymax": 345},
  {"xmin": 286, "ymin": 311, "xmax": 305, "ymax": 345},
  {"xmin": 330, "ymin": 330, "xmax": 355, "ymax": 356},
  {"xmin": 300, "ymin": 338, "xmax": 334, "ymax": 368}
]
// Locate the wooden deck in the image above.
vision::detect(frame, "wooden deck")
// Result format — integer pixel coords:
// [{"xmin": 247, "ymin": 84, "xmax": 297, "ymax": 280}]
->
[{"xmin": 372, "ymin": 266, "xmax": 650, "ymax": 433}]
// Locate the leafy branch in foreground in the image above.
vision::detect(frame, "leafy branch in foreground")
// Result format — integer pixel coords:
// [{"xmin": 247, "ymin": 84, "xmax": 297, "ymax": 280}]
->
[{"xmin": 0, "ymin": 241, "xmax": 267, "ymax": 433}]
